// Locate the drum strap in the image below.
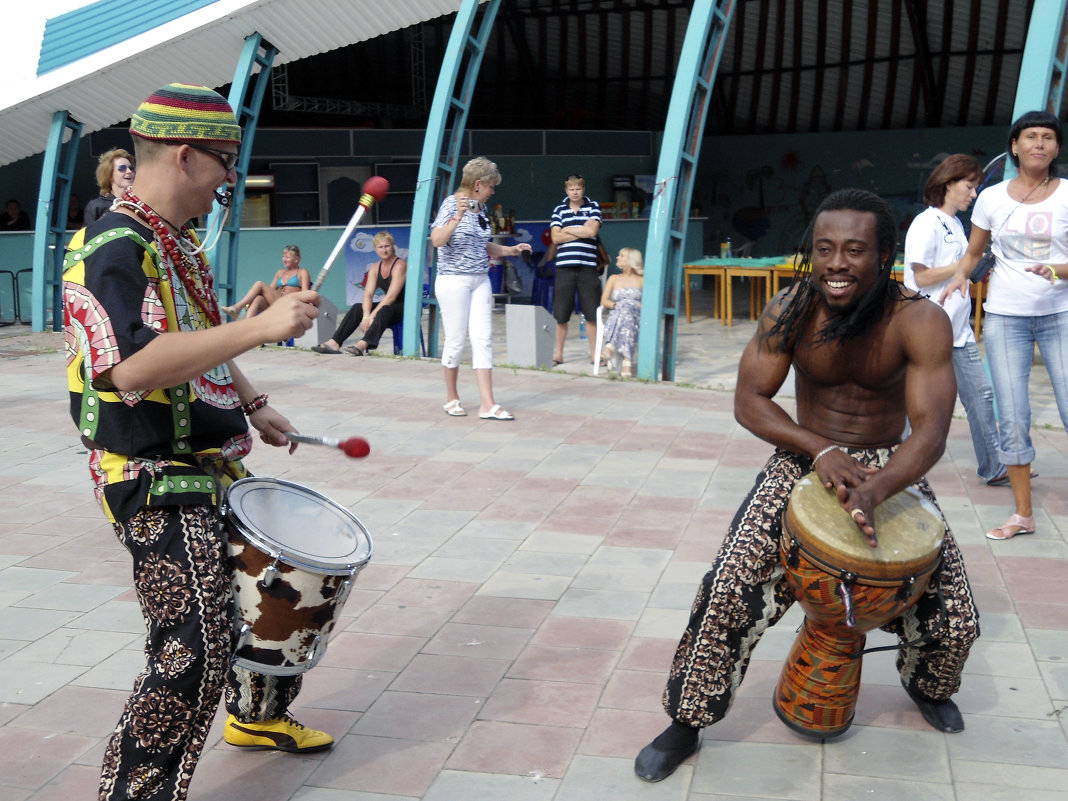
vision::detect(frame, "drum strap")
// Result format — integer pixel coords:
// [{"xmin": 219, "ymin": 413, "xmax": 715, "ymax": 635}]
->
[{"xmin": 849, "ymin": 575, "xmax": 949, "ymax": 659}]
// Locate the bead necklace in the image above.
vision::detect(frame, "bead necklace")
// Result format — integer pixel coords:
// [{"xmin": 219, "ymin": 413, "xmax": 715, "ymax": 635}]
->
[{"xmin": 116, "ymin": 188, "xmax": 221, "ymax": 326}]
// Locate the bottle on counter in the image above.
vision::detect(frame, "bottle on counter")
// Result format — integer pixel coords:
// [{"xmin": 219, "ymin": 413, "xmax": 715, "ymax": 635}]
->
[{"xmin": 725, "ymin": 237, "xmax": 733, "ymax": 258}]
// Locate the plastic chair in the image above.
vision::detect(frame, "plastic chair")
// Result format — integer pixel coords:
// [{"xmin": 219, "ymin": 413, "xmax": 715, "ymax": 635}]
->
[
  {"xmin": 592, "ymin": 305, "xmax": 606, "ymax": 375},
  {"xmin": 0, "ymin": 269, "xmax": 16, "ymax": 326},
  {"xmin": 391, "ymin": 283, "xmax": 430, "ymax": 355}
]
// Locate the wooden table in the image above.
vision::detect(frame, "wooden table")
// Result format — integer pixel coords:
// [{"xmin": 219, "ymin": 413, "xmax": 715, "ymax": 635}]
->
[{"xmin": 683, "ymin": 257, "xmax": 786, "ymax": 325}]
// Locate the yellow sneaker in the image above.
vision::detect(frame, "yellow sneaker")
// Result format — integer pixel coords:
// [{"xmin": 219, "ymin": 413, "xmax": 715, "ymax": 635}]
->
[{"xmin": 223, "ymin": 713, "xmax": 334, "ymax": 753}]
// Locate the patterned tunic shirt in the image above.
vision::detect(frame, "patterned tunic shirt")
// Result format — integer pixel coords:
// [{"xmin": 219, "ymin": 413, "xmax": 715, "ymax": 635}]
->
[{"xmin": 63, "ymin": 213, "xmax": 250, "ymax": 522}]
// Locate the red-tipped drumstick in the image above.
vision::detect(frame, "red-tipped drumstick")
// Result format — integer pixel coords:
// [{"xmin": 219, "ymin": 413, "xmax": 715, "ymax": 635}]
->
[
  {"xmin": 311, "ymin": 176, "xmax": 391, "ymax": 292},
  {"xmin": 285, "ymin": 432, "xmax": 371, "ymax": 458}
]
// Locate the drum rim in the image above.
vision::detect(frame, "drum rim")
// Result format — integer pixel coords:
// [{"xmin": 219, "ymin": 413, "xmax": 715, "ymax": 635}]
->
[
  {"xmin": 779, "ymin": 529, "xmax": 941, "ymax": 587},
  {"xmin": 785, "ymin": 474, "xmax": 944, "ymax": 582},
  {"xmin": 225, "ymin": 476, "xmax": 373, "ymax": 573}
]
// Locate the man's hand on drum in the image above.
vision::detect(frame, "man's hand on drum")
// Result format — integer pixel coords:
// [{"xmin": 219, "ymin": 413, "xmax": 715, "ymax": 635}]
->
[
  {"xmin": 250, "ymin": 406, "xmax": 299, "ymax": 454},
  {"xmin": 835, "ymin": 482, "xmax": 879, "ymax": 549},
  {"xmin": 815, "ymin": 450, "xmax": 880, "ymax": 548},
  {"xmin": 814, "ymin": 448, "xmax": 878, "ymax": 493}
]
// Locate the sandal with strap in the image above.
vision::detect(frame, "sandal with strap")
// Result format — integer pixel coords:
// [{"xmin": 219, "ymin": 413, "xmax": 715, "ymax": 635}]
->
[
  {"xmin": 986, "ymin": 513, "xmax": 1036, "ymax": 540},
  {"xmin": 443, "ymin": 399, "xmax": 466, "ymax": 417},
  {"xmin": 478, "ymin": 404, "xmax": 514, "ymax": 421}
]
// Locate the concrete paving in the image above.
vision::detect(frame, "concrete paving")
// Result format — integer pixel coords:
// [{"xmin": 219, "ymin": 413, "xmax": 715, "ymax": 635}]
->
[{"xmin": 0, "ymin": 288, "xmax": 1065, "ymax": 800}]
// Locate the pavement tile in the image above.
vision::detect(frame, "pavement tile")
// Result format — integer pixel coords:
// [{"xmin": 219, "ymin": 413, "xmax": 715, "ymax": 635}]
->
[{"xmin": 445, "ymin": 720, "xmax": 583, "ymax": 778}]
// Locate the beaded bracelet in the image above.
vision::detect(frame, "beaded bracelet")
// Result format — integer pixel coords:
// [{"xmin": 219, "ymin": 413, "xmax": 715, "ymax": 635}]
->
[
  {"xmin": 812, "ymin": 444, "xmax": 840, "ymax": 465},
  {"xmin": 242, "ymin": 394, "xmax": 268, "ymax": 416}
]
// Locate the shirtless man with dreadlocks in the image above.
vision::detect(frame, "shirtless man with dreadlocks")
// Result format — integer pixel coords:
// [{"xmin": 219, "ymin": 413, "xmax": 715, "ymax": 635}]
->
[{"xmin": 634, "ymin": 188, "xmax": 979, "ymax": 783}]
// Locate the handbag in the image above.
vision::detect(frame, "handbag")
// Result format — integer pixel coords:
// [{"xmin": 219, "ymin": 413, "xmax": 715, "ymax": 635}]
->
[
  {"xmin": 595, "ymin": 237, "xmax": 610, "ymax": 275},
  {"xmin": 970, "ymin": 253, "xmax": 996, "ymax": 282}
]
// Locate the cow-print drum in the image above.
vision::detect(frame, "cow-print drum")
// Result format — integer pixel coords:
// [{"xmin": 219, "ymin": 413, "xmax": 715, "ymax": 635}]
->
[{"xmin": 223, "ymin": 477, "xmax": 372, "ymax": 676}]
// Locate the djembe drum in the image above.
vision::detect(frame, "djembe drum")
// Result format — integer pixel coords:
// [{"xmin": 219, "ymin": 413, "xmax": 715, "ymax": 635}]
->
[{"xmin": 774, "ymin": 473, "xmax": 944, "ymax": 738}]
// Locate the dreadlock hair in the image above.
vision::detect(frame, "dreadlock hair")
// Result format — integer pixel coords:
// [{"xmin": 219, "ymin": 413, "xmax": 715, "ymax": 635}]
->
[{"xmin": 764, "ymin": 188, "xmax": 915, "ymax": 351}]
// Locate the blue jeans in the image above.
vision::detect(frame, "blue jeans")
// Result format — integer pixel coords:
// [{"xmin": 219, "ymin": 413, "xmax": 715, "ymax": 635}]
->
[
  {"xmin": 984, "ymin": 311, "xmax": 1068, "ymax": 465},
  {"xmin": 952, "ymin": 342, "xmax": 1004, "ymax": 481}
]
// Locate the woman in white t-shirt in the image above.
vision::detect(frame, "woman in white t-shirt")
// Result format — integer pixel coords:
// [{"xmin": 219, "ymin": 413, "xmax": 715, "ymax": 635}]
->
[
  {"xmin": 904, "ymin": 154, "xmax": 1006, "ymax": 486},
  {"xmin": 942, "ymin": 111, "xmax": 1068, "ymax": 540}
]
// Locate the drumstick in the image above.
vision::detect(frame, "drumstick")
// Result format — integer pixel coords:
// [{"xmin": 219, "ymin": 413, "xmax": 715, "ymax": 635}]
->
[
  {"xmin": 285, "ymin": 432, "xmax": 371, "ymax": 458},
  {"xmin": 310, "ymin": 176, "xmax": 391, "ymax": 292}
]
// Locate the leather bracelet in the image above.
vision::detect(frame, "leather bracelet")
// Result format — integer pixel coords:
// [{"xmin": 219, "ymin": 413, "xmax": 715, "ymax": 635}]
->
[
  {"xmin": 242, "ymin": 394, "xmax": 268, "ymax": 416},
  {"xmin": 812, "ymin": 444, "xmax": 840, "ymax": 465}
]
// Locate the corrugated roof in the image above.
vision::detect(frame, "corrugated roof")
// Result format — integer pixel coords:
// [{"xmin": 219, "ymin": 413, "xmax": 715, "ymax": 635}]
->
[{"xmin": 0, "ymin": 0, "xmax": 465, "ymax": 166}]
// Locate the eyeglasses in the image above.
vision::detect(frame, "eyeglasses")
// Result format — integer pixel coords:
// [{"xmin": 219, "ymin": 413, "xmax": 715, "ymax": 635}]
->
[
  {"xmin": 187, "ymin": 144, "xmax": 239, "ymax": 172},
  {"xmin": 116, "ymin": 164, "xmax": 134, "ymax": 174}
]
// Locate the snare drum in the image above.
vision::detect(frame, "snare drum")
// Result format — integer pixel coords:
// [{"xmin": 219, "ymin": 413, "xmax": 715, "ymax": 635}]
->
[
  {"xmin": 774, "ymin": 472, "xmax": 944, "ymax": 737},
  {"xmin": 223, "ymin": 477, "xmax": 373, "ymax": 676}
]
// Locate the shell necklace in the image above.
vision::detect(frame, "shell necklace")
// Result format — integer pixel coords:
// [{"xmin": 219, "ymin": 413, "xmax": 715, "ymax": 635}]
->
[{"xmin": 115, "ymin": 188, "xmax": 221, "ymax": 326}]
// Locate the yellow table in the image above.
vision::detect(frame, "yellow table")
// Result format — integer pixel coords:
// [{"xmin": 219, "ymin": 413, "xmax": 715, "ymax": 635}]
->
[{"xmin": 683, "ymin": 257, "xmax": 787, "ymax": 326}]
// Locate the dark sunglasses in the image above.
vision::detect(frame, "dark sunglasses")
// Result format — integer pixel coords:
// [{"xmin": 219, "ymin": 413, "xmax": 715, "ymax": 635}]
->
[
  {"xmin": 187, "ymin": 144, "xmax": 239, "ymax": 172},
  {"xmin": 116, "ymin": 164, "xmax": 134, "ymax": 173}
]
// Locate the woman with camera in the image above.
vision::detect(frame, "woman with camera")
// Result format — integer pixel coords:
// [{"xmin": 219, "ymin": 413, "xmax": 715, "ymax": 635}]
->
[
  {"xmin": 903, "ymin": 154, "xmax": 1007, "ymax": 487},
  {"xmin": 430, "ymin": 157, "xmax": 531, "ymax": 420},
  {"xmin": 941, "ymin": 110, "xmax": 1068, "ymax": 540}
]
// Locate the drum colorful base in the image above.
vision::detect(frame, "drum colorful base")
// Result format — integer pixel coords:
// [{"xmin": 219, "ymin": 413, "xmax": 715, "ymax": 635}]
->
[{"xmin": 774, "ymin": 619, "xmax": 865, "ymax": 738}]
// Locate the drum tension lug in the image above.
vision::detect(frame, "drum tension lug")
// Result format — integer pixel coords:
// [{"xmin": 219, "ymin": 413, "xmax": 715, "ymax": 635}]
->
[
  {"xmin": 260, "ymin": 561, "xmax": 280, "ymax": 588},
  {"xmin": 896, "ymin": 576, "xmax": 915, "ymax": 604},
  {"xmin": 786, "ymin": 537, "xmax": 800, "ymax": 568}
]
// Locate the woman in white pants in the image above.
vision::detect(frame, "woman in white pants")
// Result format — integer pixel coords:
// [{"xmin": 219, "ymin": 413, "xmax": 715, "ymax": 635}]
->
[{"xmin": 430, "ymin": 157, "xmax": 530, "ymax": 420}]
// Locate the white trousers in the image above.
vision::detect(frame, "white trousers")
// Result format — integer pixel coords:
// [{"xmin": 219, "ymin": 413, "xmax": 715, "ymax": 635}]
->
[{"xmin": 435, "ymin": 272, "xmax": 494, "ymax": 370}]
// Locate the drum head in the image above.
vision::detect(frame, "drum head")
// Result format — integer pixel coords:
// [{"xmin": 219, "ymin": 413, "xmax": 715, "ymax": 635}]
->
[
  {"xmin": 786, "ymin": 473, "xmax": 943, "ymax": 580},
  {"xmin": 226, "ymin": 478, "xmax": 372, "ymax": 572}
]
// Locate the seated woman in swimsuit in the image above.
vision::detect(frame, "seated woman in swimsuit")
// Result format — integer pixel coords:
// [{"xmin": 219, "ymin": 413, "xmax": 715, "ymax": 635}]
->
[
  {"xmin": 223, "ymin": 245, "xmax": 310, "ymax": 319},
  {"xmin": 312, "ymin": 231, "xmax": 407, "ymax": 356}
]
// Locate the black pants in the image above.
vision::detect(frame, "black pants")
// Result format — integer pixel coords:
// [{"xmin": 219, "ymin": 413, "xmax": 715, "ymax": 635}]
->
[
  {"xmin": 330, "ymin": 301, "xmax": 403, "ymax": 351},
  {"xmin": 100, "ymin": 505, "xmax": 301, "ymax": 801}
]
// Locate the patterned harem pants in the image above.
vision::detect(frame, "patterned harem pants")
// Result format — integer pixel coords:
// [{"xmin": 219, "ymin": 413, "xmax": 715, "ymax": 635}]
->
[
  {"xmin": 100, "ymin": 505, "xmax": 302, "ymax": 801},
  {"xmin": 664, "ymin": 447, "xmax": 980, "ymax": 728}
]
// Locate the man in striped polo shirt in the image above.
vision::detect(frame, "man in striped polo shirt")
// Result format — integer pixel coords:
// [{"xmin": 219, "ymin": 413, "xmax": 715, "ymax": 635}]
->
[{"xmin": 550, "ymin": 174, "xmax": 603, "ymax": 365}]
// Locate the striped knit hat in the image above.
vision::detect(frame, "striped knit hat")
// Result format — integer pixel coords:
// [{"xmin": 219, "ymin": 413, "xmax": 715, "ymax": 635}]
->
[{"xmin": 130, "ymin": 83, "xmax": 241, "ymax": 144}]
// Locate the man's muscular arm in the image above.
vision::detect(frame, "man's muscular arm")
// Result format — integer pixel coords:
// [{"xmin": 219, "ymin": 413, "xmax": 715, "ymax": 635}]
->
[
  {"xmin": 836, "ymin": 300, "xmax": 956, "ymax": 542},
  {"xmin": 734, "ymin": 292, "xmax": 832, "ymax": 458}
]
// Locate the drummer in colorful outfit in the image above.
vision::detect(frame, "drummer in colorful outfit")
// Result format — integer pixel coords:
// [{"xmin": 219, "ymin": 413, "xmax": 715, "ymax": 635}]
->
[
  {"xmin": 63, "ymin": 84, "xmax": 331, "ymax": 801},
  {"xmin": 634, "ymin": 189, "xmax": 979, "ymax": 783}
]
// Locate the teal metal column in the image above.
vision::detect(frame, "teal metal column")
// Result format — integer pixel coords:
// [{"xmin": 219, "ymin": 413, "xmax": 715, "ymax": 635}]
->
[
  {"xmin": 404, "ymin": 0, "xmax": 501, "ymax": 357},
  {"xmin": 31, "ymin": 110, "xmax": 82, "ymax": 332},
  {"xmin": 638, "ymin": 1, "xmax": 737, "ymax": 381},
  {"xmin": 206, "ymin": 32, "xmax": 278, "ymax": 303},
  {"xmin": 1004, "ymin": 0, "xmax": 1068, "ymax": 180}
]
